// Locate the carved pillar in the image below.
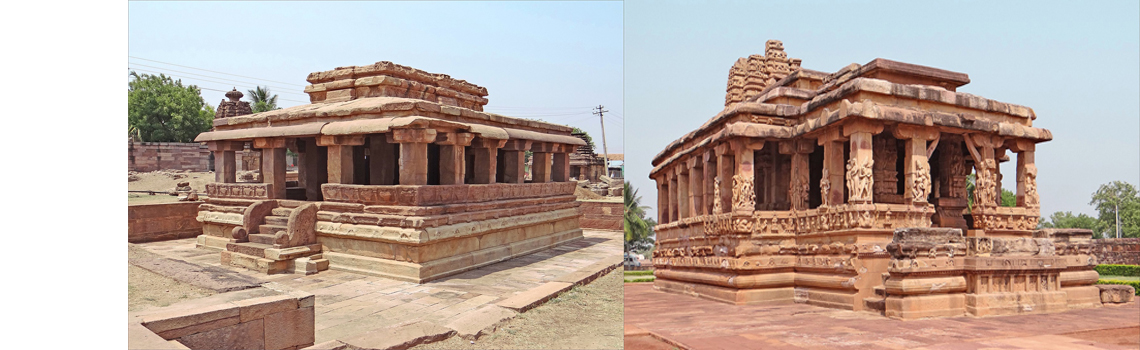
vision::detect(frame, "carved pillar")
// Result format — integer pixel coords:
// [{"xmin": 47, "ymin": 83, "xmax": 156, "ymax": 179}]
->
[
  {"xmin": 552, "ymin": 145, "xmax": 570, "ymax": 182},
  {"xmin": 843, "ymin": 120, "xmax": 883, "ymax": 204},
  {"xmin": 471, "ymin": 138, "xmax": 506, "ymax": 184},
  {"xmin": 781, "ymin": 140, "xmax": 813, "ymax": 210},
  {"xmin": 817, "ymin": 128, "xmax": 847, "ymax": 207},
  {"xmin": 318, "ymin": 135, "xmax": 366, "ymax": 184},
  {"xmin": 436, "ymin": 132, "xmax": 474, "ymax": 185},
  {"xmin": 687, "ymin": 157, "xmax": 703, "ymax": 218},
  {"xmin": 894, "ymin": 125, "xmax": 939, "ymax": 204},
  {"xmin": 254, "ymin": 138, "xmax": 287, "ymax": 199},
  {"xmin": 677, "ymin": 166, "xmax": 690, "ymax": 220},
  {"xmin": 386, "ymin": 129, "xmax": 436, "ymax": 185},
  {"xmin": 657, "ymin": 175, "xmax": 669, "ymax": 223},
  {"xmin": 668, "ymin": 171, "xmax": 678, "ymax": 222},
  {"xmin": 209, "ymin": 141, "xmax": 243, "ymax": 183},
  {"xmin": 293, "ymin": 139, "xmax": 326, "ymax": 201},
  {"xmin": 731, "ymin": 139, "xmax": 762, "ymax": 213},
  {"xmin": 369, "ymin": 134, "xmax": 398, "ymax": 185},
  {"xmin": 964, "ymin": 134, "xmax": 1001, "ymax": 209},
  {"xmin": 1010, "ymin": 140, "xmax": 1038, "ymax": 208},
  {"xmin": 933, "ymin": 135, "xmax": 968, "ymax": 230},
  {"xmin": 531, "ymin": 142, "xmax": 555, "ymax": 183},
  {"xmin": 872, "ymin": 136, "xmax": 899, "ymax": 203},
  {"xmin": 500, "ymin": 139, "xmax": 532, "ymax": 184},
  {"xmin": 703, "ymin": 150, "xmax": 716, "ymax": 215},
  {"xmin": 715, "ymin": 144, "xmax": 734, "ymax": 214}
]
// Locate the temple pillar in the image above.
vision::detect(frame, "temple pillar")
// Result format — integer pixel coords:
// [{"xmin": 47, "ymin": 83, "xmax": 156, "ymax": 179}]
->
[
  {"xmin": 687, "ymin": 157, "xmax": 703, "ymax": 217},
  {"xmin": 318, "ymin": 135, "xmax": 365, "ymax": 185},
  {"xmin": 530, "ymin": 142, "xmax": 556, "ymax": 183},
  {"xmin": 715, "ymin": 143, "xmax": 734, "ymax": 214},
  {"xmin": 843, "ymin": 120, "xmax": 883, "ymax": 204},
  {"xmin": 657, "ymin": 176, "xmax": 669, "ymax": 222},
  {"xmin": 730, "ymin": 139, "xmax": 763, "ymax": 213},
  {"xmin": 500, "ymin": 140, "xmax": 532, "ymax": 183},
  {"xmin": 817, "ymin": 128, "xmax": 847, "ymax": 207},
  {"xmin": 552, "ymin": 145, "xmax": 570, "ymax": 182},
  {"xmin": 668, "ymin": 172, "xmax": 678, "ymax": 222},
  {"xmin": 209, "ymin": 141, "xmax": 243, "ymax": 183},
  {"xmin": 995, "ymin": 148, "xmax": 1007, "ymax": 205},
  {"xmin": 1010, "ymin": 140, "xmax": 1038, "ymax": 208},
  {"xmin": 964, "ymin": 134, "xmax": 1001, "ymax": 209},
  {"xmin": 781, "ymin": 140, "xmax": 814, "ymax": 210},
  {"xmin": 294, "ymin": 139, "xmax": 326, "ymax": 201},
  {"xmin": 369, "ymin": 134, "xmax": 399, "ymax": 185},
  {"xmin": 471, "ymin": 138, "xmax": 505, "ymax": 184},
  {"xmin": 436, "ymin": 132, "xmax": 474, "ymax": 185},
  {"xmin": 703, "ymin": 150, "xmax": 715, "ymax": 215},
  {"xmin": 387, "ymin": 128, "xmax": 437, "ymax": 185},
  {"xmin": 254, "ymin": 138, "xmax": 287, "ymax": 199},
  {"xmin": 894, "ymin": 125, "xmax": 939, "ymax": 204},
  {"xmin": 676, "ymin": 166, "xmax": 690, "ymax": 220}
]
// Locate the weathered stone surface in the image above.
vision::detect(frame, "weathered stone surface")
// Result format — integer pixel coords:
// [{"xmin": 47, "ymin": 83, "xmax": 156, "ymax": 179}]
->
[
  {"xmin": 443, "ymin": 304, "xmax": 517, "ymax": 340},
  {"xmin": 341, "ymin": 320, "xmax": 454, "ymax": 350},
  {"xmin": 177, "ymin": 318, "xmax": 264, "ymax": 350},
  {"xmin": 264, "ymin": 307, "xmax": 315, "ymax": 350},
  {"xmin": 129, "ymin": 256, "xmax": 261, "ymax": 293},
  {"xmin": 1098, "ymin": 284, "xmax": 1136, "ymax": 304}
]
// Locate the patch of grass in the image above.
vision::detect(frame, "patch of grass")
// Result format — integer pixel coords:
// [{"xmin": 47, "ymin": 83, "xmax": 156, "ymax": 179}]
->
[
  {"xmin": 625, "ymin": 277, "xmax": 655, "ymax": 283},
  {"xmin": 1100, "ymin": 275, "xmax": 1140, "ymax": 282},
  {"xmin": 624, "ymin": 270, "xmax": 655, "ymax": 276}
]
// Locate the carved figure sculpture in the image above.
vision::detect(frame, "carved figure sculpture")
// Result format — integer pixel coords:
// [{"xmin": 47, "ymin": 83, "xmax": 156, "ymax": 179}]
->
[
  {"xmin": 912, "ymin": 160, "xmax": 931, "ymax": 202},
  {"xmin": 732, "ymin": 173, "xmax": 755, "ymax": 211},
  {"xmin": 1024, "ymin": 165, "xmax": 1039, "ymax": 208},
  {"xmin": 820, "ymin": 168, "xmax": 831, "ymax": 206},
  {"xmin": 975, "ymin": 159, "xmax": 997, "ymax": 208},
  {"xmin": 846, "ymin": 157, "xmax": 874, "ymax": 202}
]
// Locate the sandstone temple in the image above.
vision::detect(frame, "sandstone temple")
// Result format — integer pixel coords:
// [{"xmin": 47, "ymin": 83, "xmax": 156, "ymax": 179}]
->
[
  {"xmin": 193, "ymin": 62, "xmax": 586, "ymax": 283},
  {"xmin": 649, "ymin": 40, "xmax": 1105, "ymax": 319}
]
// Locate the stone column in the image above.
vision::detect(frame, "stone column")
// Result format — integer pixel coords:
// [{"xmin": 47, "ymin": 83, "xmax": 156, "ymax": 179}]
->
[
  {"xmin": 500, "ymin": 140, "xmax": 532, "ymax": 184},
  {"xmin": 703, "ymin": 150, "xmax": 716, "ymax": 215},
  {"xmin": 842, "ymin": 121, "xmax": 883, "ymax": 204},
  {"xmin": 531, "ymin": 142, "xmax": 555, "ymax": 183},
  {"xmin": 254, "ymin": 138, "xmax": 287, "ymax": 199},
  {"xmin": 657, "ymin": 175, "xmax": 669, "ymax": 223},
  {"xmin": 964, "ymin": 134, "xmax": 1001, "ymax": 209},
  {"xmin": 436, "ymin": 132, "xmax": 474, "ymax": 185},
  {"xmin": 894, "ymin": 125, "xmax": 939, "ymax": 204},
  {"xmin": 471, "ymin": 138, "xmax": 506, "ymax": 184},
  {"xmin": 293, "ymin": 139, "xmax": 327, "ymax": 201},
  {"xmin": 730, "ymin": 139, "xmax": 762, "ymax": 213},
  {"xmin": 818, "ymin": 128, "xmax": 847, "ymax": 207},
  {"xmin": 668, "ymin": 171, "xmax": 678, "ymax": 222},
  {"xmin": 781, "ymin": 140, "xmax": 814, "ymax": 210},
  {"xmin": 209, "ymin": 141, "xmax": 243, "ymax": 183},
  {"xmin": 715, "ymin": 143, "xmax": 734, "ymax": 214},
  {"xmin": 318, "ymin": 135, "xmax": 365, "ymax": 184},
  {"xmin": 388, "ymin": 128, "xmax": 437, "ymax": 186},
  {"xmin": 676, "ymin": 166, "xmax": 690, "ymax": 220},
  {"xmin": 995, "ymin": 148, "xmax": 1007, "ymax": 205},
  {"xmin": 1011, "ymin": 140, "xmax": 1038, "ymax": 208},
  {"xmin": 552, "ymin": 145, "xmax": 570, "ymax": 182},
  {"xmin": 369, "ymin": 134, "xmax": 398, "ymax": 185},
  {"xmin": 687, "ymin": 157, "xmax": 703, "ymax": 218}
]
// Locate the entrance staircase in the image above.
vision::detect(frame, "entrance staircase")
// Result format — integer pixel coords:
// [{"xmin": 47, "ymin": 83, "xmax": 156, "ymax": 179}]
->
[{"xmin": 221, "ymin": 200, "xmax": 329, "ymax": 275}]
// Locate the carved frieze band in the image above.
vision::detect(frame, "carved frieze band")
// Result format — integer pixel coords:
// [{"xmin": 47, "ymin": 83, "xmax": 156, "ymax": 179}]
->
[
  {"xmin": 321, "ymin": 182, "xmax": 577, "ymax": 206},
  {"xmin": 205, "ymin": 183, "xmax": 272, "ymax": 199}
]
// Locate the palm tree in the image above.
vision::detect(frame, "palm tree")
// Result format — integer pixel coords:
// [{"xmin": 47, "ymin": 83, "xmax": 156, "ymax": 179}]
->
[
  {"xmin": 624, "ymin": 182, "xmax": 653, "ymax": 252},
  {"xmin": 247, "ymin": 86, "xmax": 279, "ymax": 113}
]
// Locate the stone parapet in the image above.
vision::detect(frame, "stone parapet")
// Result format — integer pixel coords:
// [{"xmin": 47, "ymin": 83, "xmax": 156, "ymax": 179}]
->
[
  {"xmin": 1091, "ymin": 238, "xmax": 1140, "ymax": 265},
  {"xmin": 128, "ymin": 202, "xmax": 204, "ymax": 243},
  {"xmin": 128, "ymin": 289, "xmax": 315, "ymax": 350},
  {"xmin": 205, "ymin": 183, "xmax": 273, "ymax": 200},
  {"xmin": 578, "ymin": 200, "xmax": 623, "ymax": 231},
  {"xmin": 320, "ymin": 182, "xmax": 576, "ymax": 206}
]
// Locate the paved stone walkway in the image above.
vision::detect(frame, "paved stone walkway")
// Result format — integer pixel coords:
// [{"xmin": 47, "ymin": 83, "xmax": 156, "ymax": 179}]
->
[
  {"xmin": 136, "ymin": 229, "xmax": 621, "ymax": 348},
  {"xmin": 624, "ymin": 283, "xmax": 1140, "ymax": 350}
]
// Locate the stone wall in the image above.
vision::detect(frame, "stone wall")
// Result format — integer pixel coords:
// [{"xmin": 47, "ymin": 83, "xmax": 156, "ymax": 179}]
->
[
  {"xmin": 579, "ymin": 200, "xmax": 623, "ymax": 231},
  {"xmin": 128, "ymin": 141, "xmax": 212, "ymax": 172},
  {"xmin": 1092, "ymin": 238, "xmax": 1140, "ymax": 265},
  {"xmin": 129, "ymin": 290, "xmax": 315, "ymax": 350},
  {"xmin": 128, "ymin": 202, "xmax": 203, "ymax": 243}
]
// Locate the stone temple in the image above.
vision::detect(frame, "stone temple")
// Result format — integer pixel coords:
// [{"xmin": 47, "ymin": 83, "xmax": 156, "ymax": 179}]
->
[
  {"xmin": 649, "ymin": 40, "xmax": 1105, "ymax": 319},
  {"xmin": 194, "ymin": 61, "xmax": 586, "ymax": 283}
]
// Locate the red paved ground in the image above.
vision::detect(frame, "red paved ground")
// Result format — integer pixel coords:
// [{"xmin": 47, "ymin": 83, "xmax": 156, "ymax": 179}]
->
[{"xmin": 624, "ymin": 283, "xmax": 1140, "ymax": 350}]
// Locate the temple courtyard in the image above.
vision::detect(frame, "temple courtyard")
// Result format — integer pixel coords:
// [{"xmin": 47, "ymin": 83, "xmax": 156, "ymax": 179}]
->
[
  {"xmin": 624, "ymin": 283, "xmax": 1139, "ymax": 350},
  {"xmin": 129, "ymin": 229, "xmax": 622, "ymax": 349}
]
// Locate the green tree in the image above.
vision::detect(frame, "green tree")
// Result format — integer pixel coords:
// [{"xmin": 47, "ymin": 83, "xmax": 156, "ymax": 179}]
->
[
  {"xmin": 247, "ymin": 86, "xmax": 279, "ymax": 113},
  {"xmin": 572, "ymin": 127, "xmax": 596, "ymax": 152},
  {"xmin": 1039, "ymin": 211, "xmax": 1104, "ymax": 237},
  {"xmin": 624, "ymin": 182, "xmax": 655, "ymax": 253},
  {"xmin": 1000, "ymin": 189, "xmax": 1016, "ymax": 207},
  {"xmin": 1090, "ymin": 181, "xmax": 1140, "ymax": 238},
  {"xmin": 127, "ymin": 72, "xmax": 214, "ymax": 142}
]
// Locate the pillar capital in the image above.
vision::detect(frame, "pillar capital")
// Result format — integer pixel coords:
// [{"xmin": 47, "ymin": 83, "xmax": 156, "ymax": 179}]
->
[
  {"xmin": 386, "ymin": 128, "xmax": 437, "ymax": 144},
  {"xmin": 842, "ymin": 119, "xmax": 884, "ymax": 137},
  {"xmin": 1006, "ymin": 138, "xmax": 1036, "ymax": 152},
  {"xmin": 816, "ymin": 127, "xmax": 848, "ymax": 145},
  {"xmin": 500, "ymin": 139, "xmax": 533, "ymax": 151},
  {"xmin": 778, "ymin": 139, "xmax": 815, "ymax": 155},
  {"xmin": 530, "ymin": 142, "xmax": 558, "ymax": 153},
  {"xmin": 686, "ymin": 156, "xmax": 702, "ymax": 169},
  {"xmin": 435, "ymin": 132, "xmax": 474, "ymax": 146},
  {"xmin": 253, "ymin": 137, "xmax": 286, "ymax": 149},
  {"xmin": 316, "ymin": 134, "xmax": 366, "ymax": 147},
  {"xmin": 892, "ymin": 124, "xmax": 940, "ymax": 141},
  {"xmin": 730, "ymin": 138, "xmax": 765, "ymax": 152},
  {"xmin": 208, "ymin": 140, "xmax": 244, "ymax": 152},
  {"xmin": 472, "ymin": 137, "xmax": 507, "ymax": 149}
]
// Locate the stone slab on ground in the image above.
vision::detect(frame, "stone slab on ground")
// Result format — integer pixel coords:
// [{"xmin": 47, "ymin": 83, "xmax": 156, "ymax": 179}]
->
[
  {"xmin": 495, "ymin": 281, "xmax": 573, "ymax": 312},
  {"xmin": 341, "ymin": 321, "xmax": 455, "ymax": 350},
  {"xmin": 129, "ymin": 256, "xmax": 262, "ymax": 293},
  {"xmin": 443, "ymin": 304, "xmax": 518, "ymax": 340},
  {"xmin": 625, "ymin": 283, "xmax": 1140, "ymax": 350},
  {"xmin": 1097, "ymin": 284, "xmax": 1136, "ymax": 303}
]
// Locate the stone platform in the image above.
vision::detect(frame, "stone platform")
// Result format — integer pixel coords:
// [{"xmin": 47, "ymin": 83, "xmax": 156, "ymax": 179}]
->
[
  {"xmin": 624, "ymin": 283, "xmax": 1139, "ymax": 349},
  {"xmin": 136, "ymin": 229, "xmax": 621, "ymax": 349}
]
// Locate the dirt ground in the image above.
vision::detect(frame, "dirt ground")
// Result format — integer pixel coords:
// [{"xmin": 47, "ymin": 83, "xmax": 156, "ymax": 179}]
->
[
  {"xmin": 127, "ymin": 244, "xmax": 215, "ymax": 312},
  {"xmin": 412, "ymin": 267, "xmax": 625, "ymax": 350},
  {"xmin": 1061, "ymin": 326, "xmax": 1140, "ymax": 347}
]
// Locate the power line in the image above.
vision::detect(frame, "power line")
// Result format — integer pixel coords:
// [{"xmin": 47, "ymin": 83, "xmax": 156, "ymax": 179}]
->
[
  {"xmin": 128, "ymin": 62, "xmax": 309, "ymax": 96},
  {"xmin": 128, "ymin": 67, "xmax": 310, "ymax": 104},
  {"xmin": 128, "ymin": 56, "xmax": 308, "ymax": 87}
]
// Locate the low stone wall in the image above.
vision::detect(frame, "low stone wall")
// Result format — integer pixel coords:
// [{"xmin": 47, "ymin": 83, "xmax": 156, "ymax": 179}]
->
[
  {"xmin": 128, "ymin": 202, "xmax": 204, "ymax": 243},
  {"xmin": 579, "ymin": 200, "xmax": 623, "ymax": 231},
  {"xmin": 129, "ymin": 141, "xmax": 212, "ymax": 172},
  {"xmin": 129, "ymin": 290, "xmax": 315, "ymax": 350},
  {"xmin": 1092, "ymin": 238, "xmax": 1140, "ymax": 265}
]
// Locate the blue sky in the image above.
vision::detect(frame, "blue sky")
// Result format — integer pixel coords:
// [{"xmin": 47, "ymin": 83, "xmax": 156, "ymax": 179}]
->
[
  {"xmin": 128, "ymin": 1, "xmax": 624, "ymax": 154},
  {"xmin": 625, "ymin": 0, "xmax": 1140, "ymax": 220}
]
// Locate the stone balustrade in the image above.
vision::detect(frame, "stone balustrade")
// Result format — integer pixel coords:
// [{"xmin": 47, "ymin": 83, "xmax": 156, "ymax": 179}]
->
[
  {"xmin": 320, "ymin": 182, "xmax": 576, "ymax": 206},
  {"xmin": 205, "ymin": 183, "xmax": 273, "ymax": 200},
  {"xmin": 970, "ymin": 206, "xmax": 1041, "ymax": 233}
]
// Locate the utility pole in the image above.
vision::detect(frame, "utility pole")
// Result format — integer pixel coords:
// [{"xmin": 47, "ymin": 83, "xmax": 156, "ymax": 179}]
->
[{"xmin": 593, "ymin": 105, "xmax": 611, "ymax": 175}]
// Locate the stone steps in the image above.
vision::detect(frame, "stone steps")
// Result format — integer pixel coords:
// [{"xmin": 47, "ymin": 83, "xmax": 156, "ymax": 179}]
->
[
  {"xmin": 271, "ymin": 207, "xmax": 295, "ymax": 216},
  {"xmin": 277, "ymin": 200, "xmax": 305, "ymax": 209},
  {"xmin": 264, "ymin": 216, "xmax": 289, "ymax": 226},
  {"xmin": 249, "ymin": 233, "xmax": 277, "ymax": 245},
  {"xmin": 863, "ymin": 297, "xmax": 885, "ymax": 312},
  {"xmin": 260, "ymin": 224, "xmax": 287, "ymax": 235},
  {"xmin": 227, "ymin": 242, "xmax": 273, "ymax": 258}
]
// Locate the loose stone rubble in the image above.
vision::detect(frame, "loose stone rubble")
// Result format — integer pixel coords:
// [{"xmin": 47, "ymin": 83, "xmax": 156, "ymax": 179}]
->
[
  {"xmin": 649, "ymin": 40, "xmax": 1113, "ymax": 319},
  {"xmin": 193, "ymin": 62, "xmax": 587, "ymax": 283}
]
